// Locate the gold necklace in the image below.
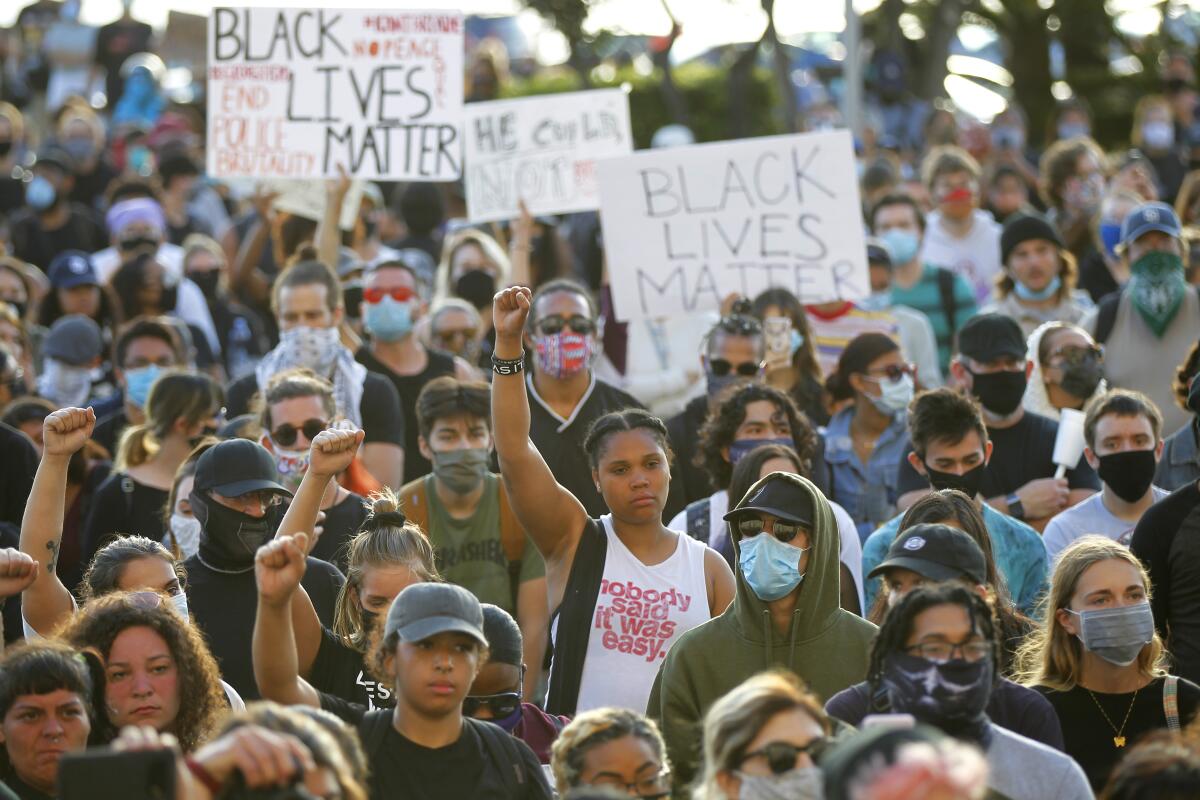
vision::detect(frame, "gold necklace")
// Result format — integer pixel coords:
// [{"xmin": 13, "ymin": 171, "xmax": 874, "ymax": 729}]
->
[{"xmin": 1085, "ymin": 686, "xmax": 1140, "ymax": 747}]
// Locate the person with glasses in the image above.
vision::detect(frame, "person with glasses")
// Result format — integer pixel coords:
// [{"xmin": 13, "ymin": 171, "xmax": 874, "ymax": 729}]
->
[
  {"xmin": 258, "ymin": 368, "xmax": 367, "ymax": 569},
  {"xmin": 81, "ymin": 370, "xmax": 224, "ymax": 565},
  {"xmin": 1017, "ymin": 537, "xmax": 1200, "ymax": 791},
  {"xmin": 428, "ymin": 298, "xmax": 483, "ymax": 366},
  {"xmin": 182, "ymin": 435, "xmax": 347, "ymax": 700},
  {"xmin": 356, "ymin": 258, "xmax": 478, "ymax": 485},
  {"xmin": 648, "ymin": 472, "xmax": 876, "ymax": 792},
  {"xmin": 550, "ymin": 708, "xmax": 670, "ymax": 799},
  {"xmin": 1024, "ymin": 322, "xmax": 1107, "ymax": 422},
  {"xmin": 695, "ymin": 670, "xmax": 829, "ymax": 800},
  {"xmin": 471, "ymin": 604, "xmax": 568, "ymax": 764},
  {"xmin": 664, "ymin": 303, "xmax": 768, "ymax": 519},
  {"xmin": 828, "ymin": 524, "xmax": 1062, "ymax": 750},
  {"xmin": 823, "ymin": 333, "xmax": 913, "ymax": 541},
  {"xmin": 866, "ymin": 583, "xmax": 1093, "ymax": 799},
  {"xmin": 520, "ymin": 278, "xmax": 645, "ymax": 517}
]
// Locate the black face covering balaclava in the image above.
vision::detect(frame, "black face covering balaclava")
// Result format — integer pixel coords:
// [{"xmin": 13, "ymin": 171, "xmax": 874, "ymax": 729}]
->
[{"xmin": 191, "ymin": 490, "xmax": 279, "ymax": 571}]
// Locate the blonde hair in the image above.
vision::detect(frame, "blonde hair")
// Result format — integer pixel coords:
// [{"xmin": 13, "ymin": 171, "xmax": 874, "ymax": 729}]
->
[
  {"xmin": 1016, "ymin": 536, "xmax": 1166, "ymax": 691},
  {"xmin": 334, "ymin": 488, "xmax": 439, "ymax": 652},
  {"xmin": 550, "ymin": 708, "xmax": 669, "ymax": 795},
  {"xmin": 115, "ymin": 371, "xmax": 222, "ymax": 470},
  {"xmin": 0, "ymin": 102, "xmax": 23, "ymax": 144},
  {"xmin": 995, "ymin": 246, "xmax": 1079, "ymax": 302},
  {"xmin": 182, "ymin": 233, "xmax": 225, "ymax": 271},
  {"xmin": 696, "ymin": 671, "xmax": 830, "ymax": 800},
  {"xmin": 432, "ymin": 229, "xmax": 511, "ymax": 304}
]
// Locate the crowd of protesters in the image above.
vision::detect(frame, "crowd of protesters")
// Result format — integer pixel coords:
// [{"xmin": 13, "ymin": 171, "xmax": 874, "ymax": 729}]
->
[{"xmin": 3, "ymin": 2, "xmax": 1200, "ymax": 799}]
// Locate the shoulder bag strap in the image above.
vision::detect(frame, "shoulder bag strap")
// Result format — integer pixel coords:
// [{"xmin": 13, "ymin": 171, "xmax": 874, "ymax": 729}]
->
[
  {"xmin": 545, "ymin": 519, "xmax": 607, "ymax": 717},
  {"xmin": 1164, "ymin": 674, "xmax": 1181, "ymax": 732}
]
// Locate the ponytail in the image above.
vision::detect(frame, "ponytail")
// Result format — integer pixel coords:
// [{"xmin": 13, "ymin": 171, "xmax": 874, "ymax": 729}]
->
[{"xmin": 114, "ymin": 424, "xmax": 158, "ymax": 470}]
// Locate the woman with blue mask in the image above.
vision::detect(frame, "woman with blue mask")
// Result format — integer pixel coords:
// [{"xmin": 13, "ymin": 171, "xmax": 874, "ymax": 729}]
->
[
  {"xmin": 823, "ymin": 333, "xmax": 912, "ymax": 542},
  {"xmin": 1078, "ymin": 189, "xmax": 1142, "ymax": 304},
  {"xmin": 980, "ymin": 212, "xmax": 1094, "ymax": 337},
  {"xmin": 1019, "ymin": 536, "xmax": 1200, "ymax": 791}
]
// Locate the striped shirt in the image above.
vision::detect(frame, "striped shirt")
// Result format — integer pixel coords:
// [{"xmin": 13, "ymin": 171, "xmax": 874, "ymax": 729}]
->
[{"xmin": 804, "ymin": 302, "xmax": 901, "ymax": 377}]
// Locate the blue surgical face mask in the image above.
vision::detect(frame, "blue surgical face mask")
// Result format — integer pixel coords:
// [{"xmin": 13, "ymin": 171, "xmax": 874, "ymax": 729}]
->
[
  {"xmin": 363, "ymin": 295, "xmax": 415, "ymax": 342},
  {"xmin": 1058, "ymin": 121, "xmax": 1090, "ymax": 140},
  {"xmin": 729, "ymin": 436, "xmax": 794, "ymax": 466},
  {"xmin": 26, "ymin": 175, "xmax": 57, "ymax": 211},
  {"xmin": 880, "ymin": 229, "xmax": 920, "ymax": 265},
  {"xmin": 738, "ymin": 532, "xmax": 808, "ymax": 601},
  {"xmin": 1013, "ymin": 274, "xmax": 1061, "ymax": 302},
  {"xmin": 789, "ymin": 329, "xmax": 805, "ymax": 357},
  {"xmin": 860, "ymin": 291, "xmax": 892, "ymax": 311},
  {"xmin": 124, "ymin": 364, "xmax": 163, "ymax": 409},
  {"xmin": 1099, "ymin": 222, "xmax": 1122, "ymax": 259}
]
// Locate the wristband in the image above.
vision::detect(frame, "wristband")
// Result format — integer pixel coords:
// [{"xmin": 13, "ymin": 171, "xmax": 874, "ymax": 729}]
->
[
  {"xmin": 185, "ymin": 757, "xmax": 222, "ymax": 794},
  {"xmin": 491, "ymin": 354, "xmax": 525, "ymax": 376},
  {"xmin": 1005, "ymin": 492, "xmax": 1024, "ymax": 521}
]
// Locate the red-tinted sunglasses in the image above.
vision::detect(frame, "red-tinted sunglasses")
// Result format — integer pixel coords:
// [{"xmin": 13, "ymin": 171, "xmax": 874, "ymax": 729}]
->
[{"xmin": 363, "ymin": 286, "xmax": 415, "ymax": 304}]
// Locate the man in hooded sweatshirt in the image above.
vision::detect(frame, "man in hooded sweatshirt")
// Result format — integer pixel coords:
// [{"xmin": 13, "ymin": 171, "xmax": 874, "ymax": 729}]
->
[{"xmin": 646, "ymin": 471, "xmax": 876, "ymax": 791}]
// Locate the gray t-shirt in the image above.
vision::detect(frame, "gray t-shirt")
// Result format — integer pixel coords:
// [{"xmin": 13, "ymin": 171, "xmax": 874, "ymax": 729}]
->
[
  {"xmin": 1043, "ymin": 487, "xmax": 1170, "ymax": 565},
  {"xmin": 986, "ymin": 724, "xmax": 1092, "ymax": 800}
]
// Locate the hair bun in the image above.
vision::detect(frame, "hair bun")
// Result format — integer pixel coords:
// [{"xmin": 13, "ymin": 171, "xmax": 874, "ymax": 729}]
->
[{"xmin": 365, "ymin": 510, "xmax": 407, "ymax": 530}]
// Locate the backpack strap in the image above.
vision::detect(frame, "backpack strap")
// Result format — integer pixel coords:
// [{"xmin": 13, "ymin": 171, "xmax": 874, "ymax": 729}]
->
[
  {"xmin": 397, "ymin": 477, "xmax": 430, "ymax": 536},
  {"xmin": 1093, "ymin": 292, "xmax": 1122, "ymax": 345},
  {"xmin": 545, "ymin": 519, "xmax": 608, "ymax": 717},
  {"xmin": 498, "ymin": 481, "xmax": 527, "ymax": 611},
  {"xmin": 935, "ymin": 268, "xmax": 958, "ymax": 339},
  {"xmin": 467, "ymin": 718, "xmax": 526, "ymax": 793},
  {"xmin": 1164, "ymin": 675, "xmax": 1181, "ymax": 732},
  {"xmin": 685, "ymin": 500, "xmax": 710, "ymax": 544}
]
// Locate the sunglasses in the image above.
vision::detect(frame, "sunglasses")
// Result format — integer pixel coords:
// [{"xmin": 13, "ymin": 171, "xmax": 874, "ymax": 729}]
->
[
  {"xmin": 708, "ymin": 358, "xmax": 762, "ymax": 377},
  {"xmin": 271, "ymin": 418, "xmax": 328, "ymax": 447},
  {"xmin": 863, "ymin": 362, "xmax": 915, "ymax": 383},
  {"xmin": 733, "ymin": 515, "xmax": 807, "ymax": 544},
  {"xmin": 363, "ymin": 286, "xmax": 415, "ymax": 304},
  {"xmin": 741, "ymin": 739, "xmax": 827, "ymax": 776},
  {"xmin": 535, "ymin": 315, "xmax": 596, "ymax": 336},
  {"xmin": 462, "ymin": 692, "xmax": 521, "ymax": 718}
]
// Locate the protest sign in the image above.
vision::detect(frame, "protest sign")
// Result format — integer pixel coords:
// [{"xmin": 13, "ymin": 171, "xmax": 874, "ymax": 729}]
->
[
  {"xmin": 596, "ymin": 131, "xmax": 869, "ymax": 321},
  {"xmin": 206, "ymin": 8, "xmax": 464, "ymax": 181},
  {"xmin": 464, "ymin": 88, "xmax": 633, "ymax": 223}
]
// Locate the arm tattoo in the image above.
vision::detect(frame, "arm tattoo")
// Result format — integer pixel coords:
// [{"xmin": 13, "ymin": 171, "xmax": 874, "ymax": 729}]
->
[{"xmin": 45, "ymin": 541, "xmax": 58, "ymax": 573}]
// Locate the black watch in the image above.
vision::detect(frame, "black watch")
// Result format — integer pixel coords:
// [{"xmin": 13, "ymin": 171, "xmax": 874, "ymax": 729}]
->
[{"xmin": 1005, "ymin": 492, "xmax": 1025, "ymax": 521}]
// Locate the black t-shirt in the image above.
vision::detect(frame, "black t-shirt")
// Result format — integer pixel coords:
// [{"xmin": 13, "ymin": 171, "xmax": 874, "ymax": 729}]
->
[
  {"xmin": 896, "ymin": 411, "xmax": 1101, "ymax": 497},
  {"xmin": 362, "ymin": 717, "xmax": 551, "ymax": 800},
  {"xmin": 94, "ymin": 18, "xmax": 153, "ymax": 103},
  {"xmin": 0, "ymin": 177, "xmax": 25, "ymax": 217},
  {"xmin": 664, "ymin": 395, "xmax": 711, "ymax": 520},
  {"xmin": 1130, "ymin": 481, "xmax": 1200, "ymax": 684},
  {"xmin": 92, "ymin": 408, "xmax": 128, "ymax": 458},
  {"xmin": 356, "ymin": 346, "xmax": 456, "ymax": 484},
  {"xmin": 310, "ymin": 626, "xmax": 394, "ymax": 714},
  {"xmin": 69, "ymin": 161, "xmax": 117, "ymax": 212},
  {"xmin": 309, "ymin": 492, "xmax": 368, "ymax": 570},
  {"xmin": 80, "ymin": 472, "xmax": 169, "ymax": 563},
  {"xmin": 224, "ymin": 370, "xmax": 404, "ymax": 447},
  {"xmin": 0, "ymin": 424, "xmax": 36, "ymax": 529},
  {"xmin": 183, "ymin": 554, "xmax": 344, "ymax": 700},
  {"xmin": 208, "ymin": 298, "xmax": 270, "ymax": 379},
  {"xmin": 1077, "ymin": 248, "xmax": 1121, "ymax": 305},
  {"xmin": 1035, "ymin": 677, "xmax": 1200, "ymax": 790},
  {"xmin": 9, "ymin": 205, "xmax": 107, "ymax": 271},
  {"xmin": 527, "ymin": 375, "xmax": 644, "ymax": 517}
]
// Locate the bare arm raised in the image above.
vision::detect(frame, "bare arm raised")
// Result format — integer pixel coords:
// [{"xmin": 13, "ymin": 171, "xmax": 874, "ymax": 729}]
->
[
  {"xmin": 253, "ymin": 533, "xmax": 320, "ymax": 708},
  {"xmin": 20, "ymin": 408, "xmax": 94, "ymax": 635},
  {"xmin": 490, "ymin": 287, "xmax": 588, "ymax": 582}
]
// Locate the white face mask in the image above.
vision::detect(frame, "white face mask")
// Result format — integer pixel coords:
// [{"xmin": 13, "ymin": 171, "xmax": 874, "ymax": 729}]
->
[
  {"xmin": 169, "ymin": 513, "xmax": 202, "ymax": 560},
  {"xmin": 37, "ymin": 359, "xmax": 92, "ymax": 409},
  {"xmin": 168, "ymin": 590, "xmax": 189, "ymax": 622}
]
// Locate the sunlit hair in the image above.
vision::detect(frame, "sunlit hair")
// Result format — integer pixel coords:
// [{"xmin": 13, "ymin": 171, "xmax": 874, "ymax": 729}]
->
[
  {"xmin": 336, "ymin": 489, "xmax": 440, "ymax": 652},
  {"xmin": 56, "ymin": 592, "xmax": 227, "ymax": 752},
  {"xmin": 114, "ymin": 370, "xmax": 222, "ymax": 470},
  {"xmin": 432, "ymin": 228, "xmax": 511, "ymax": 304},
  {"xmin": 260, "ymin": 368, "xmax": 336, "ymax": 436},
  {"xmin": 551, "ymin": 708, "xmax": 669, "ymax": 795},
  {"xmin": 1015, "ymin": 536, "xmax": 1166, "ymax": 692},
  {"xmin": 696, "ymin": 671, "xmax": 830, "ymax": 800},
  {"xmin": 80, "ymin": 535, "xmax": 186, "ymax": 603}
]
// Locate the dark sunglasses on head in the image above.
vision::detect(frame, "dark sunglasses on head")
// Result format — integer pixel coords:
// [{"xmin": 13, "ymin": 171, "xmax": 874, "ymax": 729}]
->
[
  {"xmin": 462, "ymin": 692, "xmax": 521, "ymax": 718},
  {"xmin": 535, "ymin": 314, "xmax": 596, "ymax": 336},
  {"xmin": 271, "ymin": 418, "xmax": 328, "ymax": 447},
  {"xmin": 708, "ymin": 358, "xmax": 762, "ymax": 377},
  {"xmin": 741, "ymin": 739, "xmax": 827, "ymax": 775},
  {"xmin": 734, "ymin": 515, "xmax": 806, "ymax": 544},
  {"xmin": 363, "ymin": 286, "xmax": 416, "ymax": 304}
]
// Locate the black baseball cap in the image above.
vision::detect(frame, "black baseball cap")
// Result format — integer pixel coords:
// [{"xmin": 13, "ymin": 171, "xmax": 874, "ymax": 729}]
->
[
  {"xmin": 955, "ymin": 313, "xmax": 1027, "ymax": 363},
  {"xmin": 481, "ymin": 604, "xmax": 523, "ymax": 668},
  {"xmin": 867, "ymin": 523, "xmax": 987, "ymax": 585},
  {"xmin": 194, "ymin": 438, "xmax": 290, "ymax": 498},
  {"xmin": 866, "ymin": 237, "xmax": 892, "ymax": 268},
  {"xmin": 724, "ymin": 474, "xmax": 814, "ymax": 529},
  {"xmin": 385, "ymin": 583, "xmax": 487, "ymax": 646}
]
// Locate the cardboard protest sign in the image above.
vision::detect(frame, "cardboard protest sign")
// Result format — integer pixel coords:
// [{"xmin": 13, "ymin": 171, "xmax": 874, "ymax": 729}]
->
[
  {"xmin": 464, "ymin": 89, "xmax": 633, "ymax": 223},
  {"xmin": 207, "ymin": 8, "xmax": 464, "ymax": 180},
  {"xmin": 596, "ymin": 131, "xmax": 869, "ymax": 321}
]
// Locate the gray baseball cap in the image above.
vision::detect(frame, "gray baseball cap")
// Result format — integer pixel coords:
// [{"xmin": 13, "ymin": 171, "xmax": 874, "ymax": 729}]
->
[
  {"xmin": 43, "ymin": 315, "xmax": 103, "ymax": 366},
  {"xmin": 385, "ymin": 583, "xmax": 487, "ymax": 646}
]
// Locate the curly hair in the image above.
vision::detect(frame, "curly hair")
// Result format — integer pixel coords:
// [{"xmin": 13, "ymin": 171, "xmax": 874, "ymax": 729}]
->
[
  {"xmin": 1173, "ymin": 339, "xmax": 1200, "ymax": 411},
  {"xmin": 55, "ymin": 592, "xmax": 226, "ymax": 753},
  {"xmin": 550, "ymin": 708, "xmax": 669, "ymax": 795},
  {"xmin": 697, "ymin": 383, "xmax": 815, "ymax": 490}
]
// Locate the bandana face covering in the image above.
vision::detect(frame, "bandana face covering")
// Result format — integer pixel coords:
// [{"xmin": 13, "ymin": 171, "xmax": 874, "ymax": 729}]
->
[
  {"xmin": 276, "ymin": 326, "xmax": 342, "ymax": 376},
  {"xmin": 882, "ymin": 652, "xmax": 994, "ymax": 743},
  {"xmin": 1128, "ymin": 251, "xmax": 1186, "ymax": 337},
  {"xmin": 270, "ymin": 442, "xmax": 311, "ymax": 493},
  {"xmin": 533, "ymin": 332, "xmax": 592, "ymax": 379}
]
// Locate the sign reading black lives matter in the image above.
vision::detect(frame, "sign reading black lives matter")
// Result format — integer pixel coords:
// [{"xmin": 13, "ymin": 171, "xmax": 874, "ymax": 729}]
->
[
  {"xmin": 597, "ymin": 131, "xmax": 869, "ymax": 321},
  {"xmin": 464, "ymin": 88, "xmax": 632, "ymax": 223},
  {"xmin": 206, "ymin": 8, "xmax": 464, "ymax": 180}
]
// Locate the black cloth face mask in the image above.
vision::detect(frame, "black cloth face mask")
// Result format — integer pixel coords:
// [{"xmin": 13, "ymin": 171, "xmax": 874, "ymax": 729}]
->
[
  {"xmin": 968, "ymin": 368, "xmax": 1027, "ymax": 416},
  {"xmin": 190, "ymin": 490, "xmax": 278, "ymax": 571},
  {"xmin": 455, "ymin": 270, "xmax": 497, "ymax": 310},
  {"xmin": 1054, "ymin": 350, "xmax": 1104, "ymax": 400},
  {"xmin": 923, "ymin": 461, "xmax": 987, "ymax": 498},
  {"xmin": 1096, "ymin": 449, "xmax": 1157, "ymax": 503},
  {"xmin": 882, "ymin": 651, "xmax": 994, "ymax": 746}
]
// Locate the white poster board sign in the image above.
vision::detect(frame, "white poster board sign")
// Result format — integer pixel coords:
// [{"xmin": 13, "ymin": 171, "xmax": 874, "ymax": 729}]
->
[
  {"xmin": 464, "ymin": 88, "xmax": 633, "ymax": 223},
  {"xmin": 207, "ymin": 8, "xmax": 464, "ymax": 180},
  {"xmin": 597, "ymin": 131, "xmax": 869, "ymax": 321}
]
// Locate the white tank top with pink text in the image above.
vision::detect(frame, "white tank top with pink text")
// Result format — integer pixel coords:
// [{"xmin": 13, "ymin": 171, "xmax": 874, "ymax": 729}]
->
[{"xmin": 572, "ymin": 515, "xmax": 711, "ymax": 714}]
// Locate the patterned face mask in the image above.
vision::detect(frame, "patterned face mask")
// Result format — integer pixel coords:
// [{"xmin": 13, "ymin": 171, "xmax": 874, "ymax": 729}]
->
[
  {"xmin": 533, "ymin": 331, "xmax": 592, "ymax": 379},
  {"xmin": 1128, "ymin": 251, "xmax": 1186, "ymax": 337},
  {"xmin": 275, "ymin": 325, "xmax": 342, "ymax": 375}
]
